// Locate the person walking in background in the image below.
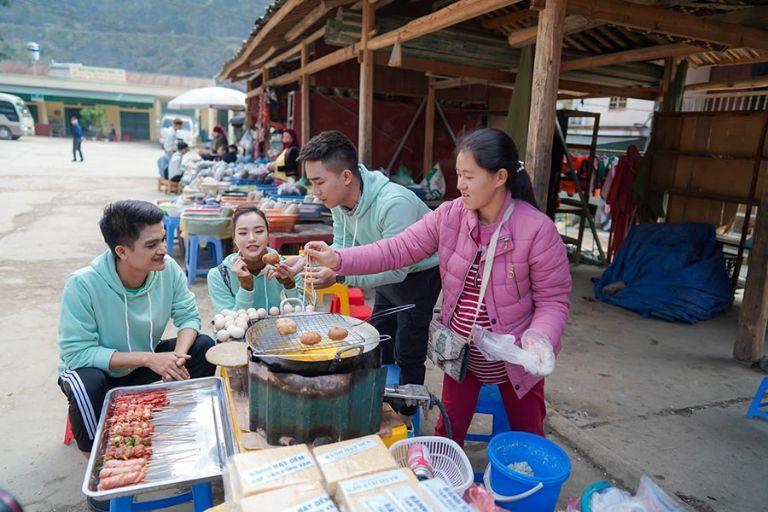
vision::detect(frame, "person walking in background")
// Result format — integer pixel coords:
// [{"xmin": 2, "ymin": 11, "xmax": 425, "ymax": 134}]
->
[{"xmin": 71, "ymin": 116, "xmax": 84, "ymax": 162}]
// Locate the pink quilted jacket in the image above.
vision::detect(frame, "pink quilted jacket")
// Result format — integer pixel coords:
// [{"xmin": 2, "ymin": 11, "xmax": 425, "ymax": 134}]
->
[{"xmin": 335, "ymin": 193, "xmax": 572, "ymax": 397}]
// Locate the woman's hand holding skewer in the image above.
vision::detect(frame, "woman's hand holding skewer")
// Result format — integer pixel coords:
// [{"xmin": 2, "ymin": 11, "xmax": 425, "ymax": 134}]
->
[{"xmin": 304, "ymin": 242, "xmax": 339, "ymax": 269}]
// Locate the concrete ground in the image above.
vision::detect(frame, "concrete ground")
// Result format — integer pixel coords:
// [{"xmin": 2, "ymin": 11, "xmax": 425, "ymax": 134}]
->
[{"xmin": 1, "ymin": 136, "xmax": 766, "ymax": 511}]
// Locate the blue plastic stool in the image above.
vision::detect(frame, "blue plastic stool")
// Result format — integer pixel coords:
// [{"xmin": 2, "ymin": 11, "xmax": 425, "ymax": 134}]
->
[
  {"xmin": 109, "ymin": 481, "xmax": 213, "ymax": 511},
  {"xmin": 185, "ymin": 235, "xmax": 225, "ymax": 285},
  {"xmin": 385, "ymin": 364, "xmax": 421, "ymax": 435},
  {"xmin": 746, "ymin": 376, "xmax": 768, "ymax": 421},
  {"xmin": 163, "ymin": 216, "xmax": 181, "ymax": 257},
  {"xmin": 466, "ymin": 384, "xmax": 511, "ymax": 482}
]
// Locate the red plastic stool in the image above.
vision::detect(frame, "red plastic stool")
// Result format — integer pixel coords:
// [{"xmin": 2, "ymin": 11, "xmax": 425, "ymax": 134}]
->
[
  {"xmin": 330, "ymin": 300, "xmax": 372, "ymax": 321},
  {"xmin": 64, "ymin": 415, "xmax": 75, "ymax": 446},
  {"xmin": 350, "ymin": 304, "xmax": 373, "ymax": 320},
  {"xmin": 348, "ymin": 287, "xmax": 365, "ymax": 306}
]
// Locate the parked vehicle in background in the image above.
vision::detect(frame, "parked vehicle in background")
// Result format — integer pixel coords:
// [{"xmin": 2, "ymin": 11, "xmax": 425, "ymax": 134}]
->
[
  {"xmin": 157, "ymin": 114, "xmax": 196, "ymax": 147},
  {"xmin": 0, "ymin": 93, "xmax": 35, "ymax": 140}
]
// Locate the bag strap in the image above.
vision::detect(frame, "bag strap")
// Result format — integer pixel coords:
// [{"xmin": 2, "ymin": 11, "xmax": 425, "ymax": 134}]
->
[{"xmin": 474, "ymin": 202, "xmax": 515, "ymax": 321}]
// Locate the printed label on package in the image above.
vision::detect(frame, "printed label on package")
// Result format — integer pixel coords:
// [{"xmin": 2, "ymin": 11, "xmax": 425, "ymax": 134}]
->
[
  {"xmin": 290, "ymin": 494, "xmax": 338, "ymax": 512},
  {"xmin": 339, "ymin": 469, "xmax": 408, "ymax": 495},
  {"xmin": 359, "ymin": 493, "xmax": 400, "ymax": 512},
  {"xmin": 420, "ymin": 479, "xmax": 472, "ymax": 512},
  {"xmin": 315, "ymin": 438, "xmax": 378, "ymax": 464},
  {"xmin": 242, "ymin": 453, "xmax": 315, "ymax": 488},
  {"xmin": 385, "ymin": 486, "xmax": 432, "ymax": 512}
]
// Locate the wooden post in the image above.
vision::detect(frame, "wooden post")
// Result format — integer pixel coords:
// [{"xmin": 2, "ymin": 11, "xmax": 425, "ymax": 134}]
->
[
  {"xmin": 659, "ymin": 57, "xmax": 674, "ymax": 110},
  {"xmin": 423, "ymin": 78, "xmax": 436, "ymax": 173},
  {"xmin": 735, "ymin": 190, "xmax": 768, "ymax": 362},
  {"xmin": 358, "ymin": 0, "xmax": 374, "ymax": 167},
  {"xmin": 300, "ymin": 43, "xmax": 310, "ymax": 178},
  {"xmin": 734, "ymin": 113, "xmax": 768, "ymax": 363},
  {"xmin": 525, "ymin": 0, "xmax": 566, "ymax": 211}
]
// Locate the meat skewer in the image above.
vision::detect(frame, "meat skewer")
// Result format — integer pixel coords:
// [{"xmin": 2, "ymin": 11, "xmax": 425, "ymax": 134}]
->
[
  {"xmin": 97, "ymin": 470, "xmax": 146, "ymax": 491},
  {"xmin": 101, "ymin": 457, "xmax": 148, "ymax": 469},
  {"xmin": 96, "ymin": 388, "xmax": 198, "ymax": 492}
]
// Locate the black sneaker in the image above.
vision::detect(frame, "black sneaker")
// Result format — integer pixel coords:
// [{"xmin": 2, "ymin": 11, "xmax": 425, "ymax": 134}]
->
[{"xmin": 87, "ymin": 496, "xmax": 110, "ymax": 511}]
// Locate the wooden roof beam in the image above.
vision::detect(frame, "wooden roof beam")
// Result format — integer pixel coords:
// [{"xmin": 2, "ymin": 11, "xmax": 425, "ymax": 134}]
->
[
  {"xmin": 508, "ymin": 15, "xmax": 601, "ymax": 48},
  {"xmin": 689, "ymin": 52, "xmax": 768, "ymax": 69},
  {"xmin": 366, "ymin": 0, "xmax": 523, "ymax": 51},
  {"xmin": 284, "ymin": 0, "xmax": 355, "ymax": 43},
  {"xmin": 685, "ymin": 76, "xmax": 768, "ymax": 93},
  {"xmin": 267, "ymin": 44, "xmax": 360, "ymax": 87},
  {"xmin": 562, "ymin": 42, "xmax": 701, "ymax": 71},
  {"xmin": 482, "ymin": 9, "xmax": 536, "ymax": 30},
  {"xmin": 263, "ymin": 27, "xmax": 326, "ymax": 69},
  {"xmin": 559, "ymin": 80, "xmax": 658, "ymax": 100},
  {"xmin": 567, "ymin": 0, "xmax": 768, "ymax": 51}
]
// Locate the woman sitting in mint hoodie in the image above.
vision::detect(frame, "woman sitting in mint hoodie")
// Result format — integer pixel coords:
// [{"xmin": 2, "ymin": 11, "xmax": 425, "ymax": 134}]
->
[
  {"xmin": 207, "ymin": 206, "xmax": 300, "ymax": 313},
  {"xmin": 57, "ymin": 201, "xmax": 215, "ymax": 487},
  {"xmin": 306, "ymin": 129, "xmax": 571, "ymax": 445}
]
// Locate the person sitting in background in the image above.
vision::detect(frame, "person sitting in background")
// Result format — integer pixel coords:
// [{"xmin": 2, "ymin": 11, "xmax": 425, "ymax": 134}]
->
[
  {"xmin": 222, "ymin": 144, "xmax": 239, "ymax": 164},
  {"xmin": 211, "ymin": 125, "xmax": 228, "ymax": 153},
  {"xmin": 268, "ymin": 129, "xmax": 300, "ymax": 181},
  {"xmin": 57, "ymin": 201, "xmax": 215, "ymax": 509},
  {"xmin": 207, "ymin": 206, "xmax": 298, "ymax": 312},
  {"xmin": 167, "ymin": 141, "xmax": 189, "ymax": 182}
]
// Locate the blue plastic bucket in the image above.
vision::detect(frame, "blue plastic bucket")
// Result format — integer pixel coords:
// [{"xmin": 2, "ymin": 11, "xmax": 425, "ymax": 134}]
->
[{"xmin": 484, "ymin": 431, "xmax": 571, "ymax": 511}]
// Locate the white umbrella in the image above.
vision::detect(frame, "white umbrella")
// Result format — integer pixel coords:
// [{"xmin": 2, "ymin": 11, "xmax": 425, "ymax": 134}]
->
[{"xmin": 168, "ymin": 86, "xmax": 246, "ymax": 110}]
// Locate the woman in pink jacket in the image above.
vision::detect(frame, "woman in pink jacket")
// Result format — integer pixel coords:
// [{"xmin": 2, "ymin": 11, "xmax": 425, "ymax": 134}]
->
[{"xmin": 306, "ymin": 128, "xmax": 571, "ymax": 444}]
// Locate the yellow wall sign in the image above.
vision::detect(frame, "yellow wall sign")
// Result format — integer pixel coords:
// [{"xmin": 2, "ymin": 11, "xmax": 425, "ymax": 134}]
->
[{"xmin": 68, "ymin": 64, "xmax": 127, "ymax": 83}]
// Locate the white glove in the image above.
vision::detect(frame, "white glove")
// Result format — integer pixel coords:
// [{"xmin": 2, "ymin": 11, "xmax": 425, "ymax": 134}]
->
[
  {"xmin": 471, "ymin": 325, "xmax": 539, "ymax": 373},
  {"xmin": 521, "ymin": 329, "xmax": 555, "ymax": 376}
]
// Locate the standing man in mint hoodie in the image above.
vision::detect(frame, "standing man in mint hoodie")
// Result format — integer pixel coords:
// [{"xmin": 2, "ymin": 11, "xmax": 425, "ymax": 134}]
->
[
  {"xmin": 58, "ymin": 200, "xmax": 215, "ymax": 457},
  {"xmin": 297, "ymin": 131, "xmax": 440, "ymax": 422}
]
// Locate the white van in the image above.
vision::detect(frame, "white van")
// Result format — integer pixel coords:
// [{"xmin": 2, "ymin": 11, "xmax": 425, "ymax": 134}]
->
[
  {"xmin": 0, "ymin": 93, "xmax": 35, "ymax": 140},
  {"xmin": 157, "ymin": 114, "xmax": 196, "ymax": 147}
]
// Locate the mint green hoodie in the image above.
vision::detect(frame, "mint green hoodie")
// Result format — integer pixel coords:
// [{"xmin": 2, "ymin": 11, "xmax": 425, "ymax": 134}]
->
[
  {"xmin": 58, "ymin": 251, "xmax": 201, "ymax": 378},
  {"xmin": 207, "ymin": 249, "xmax": 301, "ymax": 313},
  {"xmin": 331, "ymin": 166, "xmax": 438, "ymax": 288}
]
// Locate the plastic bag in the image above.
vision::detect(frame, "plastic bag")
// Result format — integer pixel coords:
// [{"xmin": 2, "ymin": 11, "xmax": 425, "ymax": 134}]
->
[
  {"xmin": 521, "ymin": 329, "xmax": 556, "ymax": 376},
  {"xmin": 391, "ymin": 164, "xmax": 415, "ymax": 186},
  {"xmin": 590, "ymin": 475, "xmax": 685, "ymax": 512},
  {"xmin": 470, "ymin": 326, "xmax": 555, "ymax": 376},
  {"xmin": 419, "ymin": 163, "xmax": 446, "ymax": 200},
  {"xmin": 466, "ymin": 484, "xmax": 504, "ymax": 512}
]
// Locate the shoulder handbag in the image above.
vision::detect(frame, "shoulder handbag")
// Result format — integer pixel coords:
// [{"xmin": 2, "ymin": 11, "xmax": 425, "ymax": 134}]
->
[{"xmin": 426, "ymin": 203, "xmax": 515, "ymax": 382}]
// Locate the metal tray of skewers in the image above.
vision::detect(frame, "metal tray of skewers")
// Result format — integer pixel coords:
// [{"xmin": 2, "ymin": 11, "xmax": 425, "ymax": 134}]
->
[{"xmin": 82, "ymin": 376, "xmax": 237, "ymax": 500}]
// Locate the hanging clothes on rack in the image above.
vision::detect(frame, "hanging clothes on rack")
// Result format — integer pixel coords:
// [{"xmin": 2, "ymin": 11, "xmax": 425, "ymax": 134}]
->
[{"xmin": 606, "ymin": 146, "xmax": 641, "ymax": 263}]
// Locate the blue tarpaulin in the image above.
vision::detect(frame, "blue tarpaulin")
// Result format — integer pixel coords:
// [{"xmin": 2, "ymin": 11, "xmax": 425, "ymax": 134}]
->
[{"xmin": 593, "ymin": 223, "xmax": 733, "ymax": 323}]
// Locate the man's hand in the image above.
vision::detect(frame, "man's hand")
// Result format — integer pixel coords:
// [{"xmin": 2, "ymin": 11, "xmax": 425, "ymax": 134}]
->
[
  {"xmin": 146, "ymin": 352, "xmax": 191, "ymax": 381},
  {"xmin": 304, "ymin": 242, "xmax": 340, "ymax": 269},
  {"xmin": 231, "ymin": 254, "xmax": 253, "ymax": 291},
  {"xmin": 303, "ymin": 266, "xmax": 337, "ymax": 289}
]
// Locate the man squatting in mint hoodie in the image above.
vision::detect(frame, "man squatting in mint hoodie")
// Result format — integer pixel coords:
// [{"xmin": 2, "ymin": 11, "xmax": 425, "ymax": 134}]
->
[
  {"xmin": 292, "ymin": 131, "xmax": 440, "ymax": 420},
  {"xmin": 58, "ymin": 200, "xmax": 215, "ymax": 454}
]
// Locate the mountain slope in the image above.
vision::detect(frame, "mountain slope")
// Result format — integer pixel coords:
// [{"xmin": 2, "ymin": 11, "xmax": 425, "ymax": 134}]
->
[{"xmin": 0, "ymin": 0, "xmax": 270, "ymax": 77}]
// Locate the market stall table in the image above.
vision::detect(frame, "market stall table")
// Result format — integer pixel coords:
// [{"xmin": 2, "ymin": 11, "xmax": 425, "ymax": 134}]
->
[{"xmin": 268, "ymin": 223, "xmax": 333, "ymax": 252}]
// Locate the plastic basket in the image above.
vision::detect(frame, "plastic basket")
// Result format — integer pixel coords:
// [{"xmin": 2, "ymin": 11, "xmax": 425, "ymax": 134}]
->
[
  {"xmin": 264, "ymin": 210, "xmax": 299, "ymax": 232},
  {"xmin": 389, "ymin": 436, "xmax": 473, "ymax": 494}
]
